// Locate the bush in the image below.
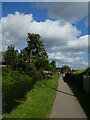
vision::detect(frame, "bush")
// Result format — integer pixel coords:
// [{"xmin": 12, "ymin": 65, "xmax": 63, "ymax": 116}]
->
[
  {"xmin": 64, "ymin": 70, "xmax": 86, "ymax": 88},
  {"xmin": 71, "ymin": 72, "xmax": 84, "ymax": 88},
  {"xmin": 85, "ymin": 67, "xmax": 90, "ymax": 75},
  {"xmin": 2, "ymin": 67, "xmax": 44, "ymax": 113},
  {"xmin": 2, "ymin": 68, "xmax": 33, "ymax": 113}
]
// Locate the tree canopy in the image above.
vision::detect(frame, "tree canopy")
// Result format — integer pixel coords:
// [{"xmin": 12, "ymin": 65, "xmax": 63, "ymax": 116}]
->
[
  {"xmin": 4, "ymin": 33, "xmax": 56, "ymax": 74},
  {"xmin": 27, "ymin": 33, "xmax": 48, "ymax": 60},
  {"xmin": 61, "ymin": 65, "xmax": 71, "ymax": 73},
  {"xmin": 4, "ymin": 45, "xmax": 17, "ymax": 67}
]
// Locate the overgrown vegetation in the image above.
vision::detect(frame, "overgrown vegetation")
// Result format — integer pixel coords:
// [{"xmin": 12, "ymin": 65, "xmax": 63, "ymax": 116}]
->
[
  {"xmin": 65, "ymin": 68, "xmax": 90, "ymax": 88},
  {"xmin": 2, "ymin": 33, "xmax": 57, "ymax": 114},
  {"xmin": 3, "ymin": 76, "xmax": 58, "ymax": 118},
  {"xmin": 61, "ymin": 65, "xmax": 71, "ymax": 73},
  {"xmin": 64, "ymin": 69, "xmax": 86, "ymax": 88},
  {"xmin": 2, "ymin": 68, "xmax": 33, "ymax": 113},
  {"xmin": 3, "ymin": 33, "xmax": 56, "ymax": 73}
]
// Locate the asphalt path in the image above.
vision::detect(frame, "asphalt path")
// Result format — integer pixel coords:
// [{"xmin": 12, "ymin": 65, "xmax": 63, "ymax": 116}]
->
[{"xmin": 50, "ymin": 77, "xmax": 87, "ymax": 118}]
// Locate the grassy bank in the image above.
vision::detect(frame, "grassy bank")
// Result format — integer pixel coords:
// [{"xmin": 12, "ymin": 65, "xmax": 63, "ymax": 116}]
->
[{"xmin": 3, "ymin": 76, "xmax": 58, "ymax": 118}]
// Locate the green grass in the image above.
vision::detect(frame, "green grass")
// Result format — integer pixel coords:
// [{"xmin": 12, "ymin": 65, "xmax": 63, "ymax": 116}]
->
[
  {"xmin": 3, "ymin": 76, "xmax": 58, "ymax": 118},
  {"xmin": 67, "ymin": 81, "xmax": 90, "ymax": 120}
]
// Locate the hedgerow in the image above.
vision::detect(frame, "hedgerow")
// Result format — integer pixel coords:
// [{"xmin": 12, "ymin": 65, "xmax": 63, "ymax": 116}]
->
[
  {"xmin": 2, "ymin": 68, "xmax": 33, "ymax": 113},
  {"xmin": 64, "ymin": 70, "xmax": 86, "ymax": 88}
]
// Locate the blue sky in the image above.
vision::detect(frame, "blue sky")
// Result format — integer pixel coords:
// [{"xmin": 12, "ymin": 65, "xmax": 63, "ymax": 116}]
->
[
  {"xmin": 1, "ymin": 2, "xmax": 89, "ymax": 69},
  {"xmin": 2, "ymin": 2, "xmax": 48, "ymax": 21},
  {"xmin": 75, "ymin": 16, "xmax": 88, "ymax": 36},
  {"xmin": 2, "ymin": 2, "xmax": 88, "ymax": 36}
]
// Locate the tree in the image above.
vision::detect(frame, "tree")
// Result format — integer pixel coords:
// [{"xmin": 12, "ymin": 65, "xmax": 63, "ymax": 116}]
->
[
  {"xmin": 61, "ymin": 65, "xmax": 71, "ymax": 73},
  {"xmin": 35, "ymin": 58, "xmax": 50, "ymax": 70},
  {"xmin": 27, "ymin": 33, "xmax": 48, "ymax": 63},
  {"xmin": 4, "ymin": 45, "xmax": 17, "ymax": 67},
  {"xmin": 19, "ymin": 48, "xmax": 29, "ymax": 62},
  {"xmin": 50, "ymin": 60, "xmax": 56, "ymax": 71}
]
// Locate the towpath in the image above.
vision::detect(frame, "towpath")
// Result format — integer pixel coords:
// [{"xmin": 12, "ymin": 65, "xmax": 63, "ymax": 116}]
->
[{"xmin": 50, "ymin": 77, "xmax": 87, "ymax": 118}]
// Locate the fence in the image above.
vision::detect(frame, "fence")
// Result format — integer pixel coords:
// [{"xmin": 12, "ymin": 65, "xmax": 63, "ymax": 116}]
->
[{"xmin": 83, "ymin": 75, "xmax": 90, "ymax": 94}]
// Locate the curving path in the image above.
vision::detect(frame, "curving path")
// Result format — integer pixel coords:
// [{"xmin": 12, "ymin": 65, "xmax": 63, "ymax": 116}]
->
[{"xmin": 50, "ymin": 77, "xmax": 87, "ymax": 118}]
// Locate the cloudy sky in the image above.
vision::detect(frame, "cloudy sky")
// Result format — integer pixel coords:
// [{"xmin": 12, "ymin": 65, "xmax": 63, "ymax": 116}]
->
[{"xmin": 1, "ymin": 2, "xmax": 89, "ymax": 69}]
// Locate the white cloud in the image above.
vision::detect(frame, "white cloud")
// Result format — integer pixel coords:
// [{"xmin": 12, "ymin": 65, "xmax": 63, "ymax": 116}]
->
[
  {"xmin": 1, "ymin": 12, "xmax": 81, "ymax": 50},
  {"xmin": 48, "ymin": 51, "xmax": 88, "ymax": 69},
  {"xmin": 33, "ymin": 2, "xmax": 88, "ymax": 23},
  {"xmin": 66, "ymin": 35, "xmax": 88, "ymax": 51},
  {"xmin": 1, "ymin": 12, "xmax": 88, "ymax": 69}
]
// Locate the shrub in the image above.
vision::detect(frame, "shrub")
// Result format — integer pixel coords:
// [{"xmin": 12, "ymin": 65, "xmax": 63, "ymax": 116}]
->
[
  {"xmin": 64, "ymin": 70, "xmax": 86, "ymax": 88},
  {"xmin": 2, "ymin": 67, "xmax": 44, "ymax": 113},
  {"xmin": 2, "ymin": 68, "xmax": 33, "ymax": 113},
  {"xmin": 72, "ymin": 72, "xmax": 84, "ymax": 88}
]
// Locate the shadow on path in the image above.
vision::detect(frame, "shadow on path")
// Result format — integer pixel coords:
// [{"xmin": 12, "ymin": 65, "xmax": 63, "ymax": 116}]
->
[{"xmin": 49, "ymin": 86, "xmax": 75, "ymax": 97}]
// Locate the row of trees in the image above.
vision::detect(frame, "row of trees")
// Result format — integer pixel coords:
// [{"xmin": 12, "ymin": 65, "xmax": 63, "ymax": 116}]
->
[{"xmin": 4, "ymin": 33, "xmax": 56, "ymax": 78}]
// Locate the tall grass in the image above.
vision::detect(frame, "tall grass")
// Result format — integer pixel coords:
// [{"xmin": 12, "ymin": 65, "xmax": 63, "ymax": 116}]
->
[{"xmin": 3, "ymin": 76, "xmax": 59, "ymax": 118}]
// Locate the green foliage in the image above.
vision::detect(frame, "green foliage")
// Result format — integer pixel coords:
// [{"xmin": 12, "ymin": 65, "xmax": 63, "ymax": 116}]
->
[
  {"xmin": 50, "ymin": 60, "xmax": 56, "ymax": 72},
  {"xmin": 27, "ymin": 33, "xmax": 48, "ymax": 60},
  {"xmin": 74, "ymin": 70, "xmax": 86, "ymax": 74},
  {"xmin": 3, "ymin": 76, "xmax": 59, "ymax": 118},
  {"xmin": 50, "ymin": 60, "xmax": 56, "ymax": 68},
  {"xmin": 2, "ymin": 68, "xmax": 33, "ymax": 113},
  {"xmin": 85, "ymin": 67, "xmax": 90, "ymax": 75},
  {"xmin": 61, "ymin": 65, "xmax": 71, "ymax": 73},
  {"xmin": 35, "ymin": 57, "xmax": 50, "ymax": 70},
  {"xmin": 72, "ymin": 72, "xmax": 84, "ymax": 88},
  {"xmin": 64, "ymin": 69, "xmax": 86, "ymax": 88},
  {"xmin": 19, "ymin": 48, "xmax": 28, "ymax": 62},
  {"xmin": 2, "ymin": 33, "xmax": 57, "ymax": 114},
  {"xmin": 3, "ymin": 33, "xmax": 55, "ymax": 74},
  {"xmin": 4, "ymin": 45, "xmax": 17, "ymax": 67},
  {"xmin": 25, "ymin": 63, "xmax": 40, "ymax": 81}
]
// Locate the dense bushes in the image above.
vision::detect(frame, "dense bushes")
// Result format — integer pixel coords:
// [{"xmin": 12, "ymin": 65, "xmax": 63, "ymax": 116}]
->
[
  {"xmin": 2, "ymin": 68, "xmax": 34, "ymax": 113},
  {"xmin": 64, "ymin": 70, "xmax": 86, "ymax": 88},
  {"xmin": 71, "ymin": 71, "xmax": 85, "ymax": 88},
  {"xmin": 85, "ymin": 67, "xmax": 90, "ymax": 75},
  {"xmin": 2, "ymin": 33, "xmax": 56, "ymax": 114}
]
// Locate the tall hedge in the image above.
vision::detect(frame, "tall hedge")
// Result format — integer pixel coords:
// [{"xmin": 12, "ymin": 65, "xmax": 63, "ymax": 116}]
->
[
  {"xmin": 64, "ymin": 70, "xmax": 86, "ymax": 88},
  {"xmin": 2, "ymin": 68, "xmax": 33, "ymax": 113}
]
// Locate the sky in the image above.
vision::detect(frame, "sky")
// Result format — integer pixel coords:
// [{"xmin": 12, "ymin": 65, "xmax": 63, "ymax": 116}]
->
[{"xmin": 1, "ymin": 2, "xmax": 89, "ymax": 69}]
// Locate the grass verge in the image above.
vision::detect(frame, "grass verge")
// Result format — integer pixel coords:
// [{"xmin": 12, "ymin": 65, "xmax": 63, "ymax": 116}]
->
[
  {"xmin": 67, "ymin": 81, "xmax": 90, "ymax": 120},
  {"xmin": 3, "ymin": 75, "xmax": 59, "ymax": 119}
]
